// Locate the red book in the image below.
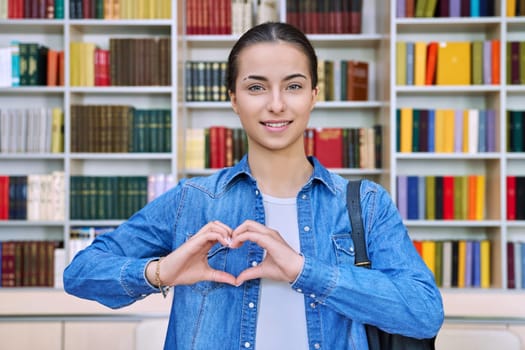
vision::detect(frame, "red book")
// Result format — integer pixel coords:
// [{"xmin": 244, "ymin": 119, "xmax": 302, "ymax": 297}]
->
[
  {"xmin": 491, "ymin": 39, "xmax": 500, "ymax": 85},
  {"xmin": 413, "ymin": 240, "xmax": 423, "ymax": 257},
  {"xmin": 350, "ymin": 0, "xmax": 362, "ymax": 34},
  {"xmin": 507, "ymin": 241, "xmax": 516, "ymax": 289},
  {"xmin": 0, "ymin": 176, "xmax": 9, "ymax": 220},
  {"xmin": 1, "ymin": 241, "xmax": 16, "ymax": 287},
  {"xmin": 58, "ymin": 50, "xmax": 64, "ymax": 86},
  {"xmin": 346, "ymin": 60, "xmax": 369, "ymax": 101},
  {"xmin": 425, "ymin": 42, "xmax": 438, "ymax": 85},
  {"xmin": 442, "ymin": 175, "xmax": 455, "ymax": 220},
  {"xmin": 507, "ymin": 176, "xmax": 516, "ymax": 220},
  {"xmin": 95, "ymin": 48, "xmax": 110, "ymax": 86},
  {"xmin": 314, "ymin": 128, "xmax": 343, "ymax": 168},
  {"xmin": 209, "ymin": 126, "xmax": 226, "ymax": 169}
]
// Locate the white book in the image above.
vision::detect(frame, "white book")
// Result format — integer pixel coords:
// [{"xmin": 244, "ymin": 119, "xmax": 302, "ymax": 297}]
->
[
  {"xmin": 515, "ymin": 242, "xmax": 522, "ymax": 289},
  {"xmin": 442, "ymin": 240, "xmax": 452, "ymax": 288},
  {"xmin": 54, "ymin": 248, "xmax": 66, "ymax": 288},
  {"xmin": 26, "ymin": 174, "xmax": 41, "ymax": 221},
  {"xmin": 52, "ymin": 171, "xmax": 65, "ymax": 221},
  {"xmin": 0, "ymin": 109, "xmax": 9, "ymax": 153},
  {"xmin": 0, "ymin": 47, "xmax": 12, "ymax": 87},
  {"xmin": 0, "ymin": 0, "xmax": 7, "ymax": 19},
  {"xmin": 256, "ymin": 0, "xmax": 278, "ymax": 24},
  {"xmin": 467, "ymin": 109, "xmax": 479, "ymax": 154}
]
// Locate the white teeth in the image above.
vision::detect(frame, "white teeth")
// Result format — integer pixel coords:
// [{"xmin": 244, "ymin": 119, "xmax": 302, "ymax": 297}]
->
[{"xmin": 265, "ymin": 121, "xmax": 289, "ymax": 127}]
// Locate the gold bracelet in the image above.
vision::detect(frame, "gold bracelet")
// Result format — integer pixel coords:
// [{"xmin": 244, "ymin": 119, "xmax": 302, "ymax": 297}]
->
[{"xmin": 155, "ymin": 257, "xmax": 170, "ymax": 298}]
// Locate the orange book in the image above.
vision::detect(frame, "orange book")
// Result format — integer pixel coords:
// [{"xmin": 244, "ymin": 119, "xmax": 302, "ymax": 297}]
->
[
  {"xmin": 475, "ymin": 175, "xmax": 485, "ymax": 220},
  {"xmin": 443, "ymin": 109, "xmax": 455, "ymax": 152},
  {"xmin": 414, "ymin": 41, "xmax": 427, "ymax": 86},
  {"xmin": 436, "ymin": 41, "xmax": 471, "ymax": 85},
  {"xmin": 457, "ymin": 240, "xmax": 466, "ymax": 288},
  {"xmin": 413, "ymin": 240, "xmax": 423, "ymax": 257},
  {"xmin": 491, "ymin": 39, "xmax": 500, "ymax": 85},
  {"xmin": 425, "ymin": 42, "xmax": 438, "ymax": 85},
  {"xmin": 434, "ymin": 109, "xmax": 445, "ymax": 153},
  {"xmin": 421, "ymin": 241, "xmax": 436, "ymax": 276},
  {"xmin": 46, "ymin": 49, "xmax": 59, "ymax": 86}
]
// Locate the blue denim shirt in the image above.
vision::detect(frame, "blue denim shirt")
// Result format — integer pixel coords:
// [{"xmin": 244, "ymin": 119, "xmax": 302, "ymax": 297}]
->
[{"xmin": 63, "ymin": 156, "xmax": 443, "ymax": 350}]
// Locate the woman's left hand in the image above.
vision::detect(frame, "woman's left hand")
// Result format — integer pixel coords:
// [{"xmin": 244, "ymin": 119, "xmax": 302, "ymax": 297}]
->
[{"xmin": 230, "ymin": 219, "xmax": 304, "ymax": 285}]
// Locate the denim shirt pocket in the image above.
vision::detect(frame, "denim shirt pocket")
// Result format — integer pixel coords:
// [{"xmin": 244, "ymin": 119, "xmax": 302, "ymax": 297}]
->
[
  {"xmin": 185, "ymin": 233, "xmax": 230, "ymax": 294},
  {"xmin": 332, "ymin": 233, "xmax": 356, "ymax": 265}
]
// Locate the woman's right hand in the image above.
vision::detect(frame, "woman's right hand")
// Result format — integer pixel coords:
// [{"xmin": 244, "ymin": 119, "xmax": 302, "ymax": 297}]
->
[{"xmin": 146, "ymin": 220, "xmax": 237, "ymax": 287}]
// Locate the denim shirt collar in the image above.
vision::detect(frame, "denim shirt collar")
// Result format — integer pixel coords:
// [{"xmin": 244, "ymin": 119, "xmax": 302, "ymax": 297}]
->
[{"xmin": 219, "ymin": 155, "xmax": 337, "ymax": 195}]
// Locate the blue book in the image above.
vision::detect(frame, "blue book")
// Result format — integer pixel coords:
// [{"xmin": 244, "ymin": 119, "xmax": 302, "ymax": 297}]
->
[
  {"xmin": 449, "ymin": 0, "xmax": 461, "ymax": 17},
  {"xmin": 406, "ymin": 42, "xmax": 414, "ymax": 85},
  {"xmin": 397, "ymin": 0, "xmax": 405, "ymax": 17},
  {"xmin": 470, "ymin": 0, "xmax": 480, "ymax": 16},
  {"xmin": 465, "ymin": 240, "xmax": 473, "ymax": 287},
  {"xmin": 10, "ymin": 41, "xmax": 20, "ymax": 87},
  {"xmin": 418, "ymin": 176, "xmax": 426, "ymax": 220},
  {"xmin": 478, "ymin": 109, "xmax": 487, "ymax": 152},
  {"xmin": 472, "ymin": 240, "xmax": 481, "ymax": 287},
  {"xmin": 397, "ymin": 175, "xmax": 408, "ymax": 220},
  {"xmin": 521, "ymin": 243, "xmax": 525, "ymax": 289},
  {"xmin": 486, "ymin": 109, "xmax": 496, "ymax": 152},
  {"xmin": 454, "ymin": 109, "xmax": 463, "ymax": 152},
  {"xmin": 428, "ymin": 109, "xmax": 435, "ymax": 152},
  {"xmin": 407, "ymin": 175, "xmax": 419, "ymax": 220}
]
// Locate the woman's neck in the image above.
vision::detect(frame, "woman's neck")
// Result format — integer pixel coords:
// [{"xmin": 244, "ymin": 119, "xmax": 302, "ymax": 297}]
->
[{"xmin": 248, "ymin": 151, "xmax": 313, "ymax": 198}]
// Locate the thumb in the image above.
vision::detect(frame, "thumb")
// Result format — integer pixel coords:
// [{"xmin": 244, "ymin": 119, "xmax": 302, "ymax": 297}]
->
[
  {"xmin": 234, "ymin": 266, "xmax": 261, "ymax": 286},
  {"xmin": 209, "ymin": 269, "xmax": 237, "ymax": 286}
]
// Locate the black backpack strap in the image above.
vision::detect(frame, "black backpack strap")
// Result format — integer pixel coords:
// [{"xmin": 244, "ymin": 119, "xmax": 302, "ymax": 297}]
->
[{"xmin": 346, "ymin": 180, "xmax": 371, "ymax": 268}]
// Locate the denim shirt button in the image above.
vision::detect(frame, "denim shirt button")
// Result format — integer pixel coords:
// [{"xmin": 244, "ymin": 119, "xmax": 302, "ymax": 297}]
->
[
  {"xmin": 255, "ymin": 189, "xmax": 259, "ymax": 195},
  {"xmin": 314, "ymin": 343, "xmax": 321, "ymax": 349},
  {"xmin": 310, "ymin": 293, "xmax": 316, "ymax": 298},
  {"xmin": 301, "ymin": 194, "xmax": 307, "ymax": 200},
  {"xmin": 251, "ymin": 261, "xmax": 258, "ymax": 267},
  {"xmin": 309, "ymin": 302, "xmax": 316, "ymax": 308},
  {"xmin": 296, "ymin": 288, "xmax": 302, "ymax": 293},
  {"xmin": 244, "ymin": 342, "xmax": 251, "ymax": 348},
  {"xmin": 303, "ymin": 226, "xmax": 310, "ymax": 232},
  {"xmin": 248, "ymin": 302, "xmax": 255, "ymax": 308}
]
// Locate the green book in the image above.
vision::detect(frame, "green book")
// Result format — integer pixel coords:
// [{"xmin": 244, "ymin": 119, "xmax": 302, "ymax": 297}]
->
[
  {"xmin": 340, "ymin": 60, "xmax": 347, "ymax": 100},
  {"xmin": 471, "ymin": 41, "xmax": 483, "ymax": 85},
  {"xmin": 412, "ymin": 109, "xmax": 420, "ymax": 152},
  {"xmin": 163, "ymin": 109, "xmax": 172, "ymax": 153},
  {"xmin": 520, "ymin": 42, "xmax": 525, "ymax": 84},
  {"xmin": 426, "ymin": 176, "xmax": 435, "ymax": 220},
  {"xmin": 18, "ymin": 43, "xmax": 29, "ymax": 86},
  {"xmin": 434, "ymin": 241, "xmax": 443, "ymax": 287}
]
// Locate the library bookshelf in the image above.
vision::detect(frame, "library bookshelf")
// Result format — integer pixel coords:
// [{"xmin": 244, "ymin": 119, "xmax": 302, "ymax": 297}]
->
[{"xmin": 1, "ymin": 0, "xmax": 525, "ymax": 348}]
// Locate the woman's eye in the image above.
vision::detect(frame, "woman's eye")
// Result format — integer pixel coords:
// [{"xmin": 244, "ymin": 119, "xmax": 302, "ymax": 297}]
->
[
  {"xmin": 288, "ymin": 83, "xmax": 302, "ymax": 90},
  {"xmin": 248, "ymin": 85, "xmax": 264, "ymax": 92}
]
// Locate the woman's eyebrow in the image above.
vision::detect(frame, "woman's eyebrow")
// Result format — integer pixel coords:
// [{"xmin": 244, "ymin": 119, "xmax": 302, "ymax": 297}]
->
[{"xmin": 242, "ymin": 73, "xmax": 308, "ymax": 82}]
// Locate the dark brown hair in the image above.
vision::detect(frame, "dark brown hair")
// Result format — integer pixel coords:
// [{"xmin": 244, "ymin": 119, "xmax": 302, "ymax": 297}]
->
[{"xmin": 226, "ymin": 22, "xmax": 318, "ymax": 92}]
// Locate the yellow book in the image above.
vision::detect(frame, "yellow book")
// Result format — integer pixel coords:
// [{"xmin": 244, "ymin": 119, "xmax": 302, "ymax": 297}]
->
[
  {"xmin": 69, "ymin": 42, "xmax": 80, "ymax": 86},
  {"xmin": 414, "ymin": 41, "xmax": 427, "ymax": 86},
  {"xmin": 434, "ymin": 109, "xmax": 445, "ymax": 152},
  {"xmin": 400, "ymin": 108, "xmax": 413, "ymax": 153},
  {"xmin": 442, "ymin": 109, "xmax": 455, "ymax": 152},
  {"xmin": 462, "ymin": 110, "xmax": 469, "ymax": 152},
  {"xmin": 185, "ymin": 128, "xmax": 205, "ymax": 169},
  {"xmin": 480, "ymin": 239, "xmax": 491, "ymax": 288},
  {"xmin": 83, "ymin": 43, "xmax": 96, "ymax": 87},
  {"xmin": 457, "ymin": 240, "xmax": 467, "ymax": 288},
  {"xmin": 317, "ymin": 60, "xmax": 326, "ymax": 102},
  {"xmin": 422, "ymin": 240, "xmax": 436, "ymax": 276},
  {"xmin": 508, "ymin": 0, "xmax": 517, "ymax": 16},
  {"xmin": 436, "ymin": 41, "xmax": 471, "ymax": 85},
  {"xmin": 396, "ymin": 41, "xmax": 407, "ymax": 85},
  {"xmin": 51, "ymin": 107, "xmax": 64, "ymax": 153},
  {"xmin": 162, "ymin": 0, "xmax": 171, "ymax": 19},
  {"xmin": 475, "ymin": 175, "xmax": 485, "ymax": 220}
]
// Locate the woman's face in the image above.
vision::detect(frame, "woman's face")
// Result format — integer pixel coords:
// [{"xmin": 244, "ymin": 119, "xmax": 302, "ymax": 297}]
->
[{"xmin": 230, "ymin": 42, "xmax": 318, "ymax": 156}]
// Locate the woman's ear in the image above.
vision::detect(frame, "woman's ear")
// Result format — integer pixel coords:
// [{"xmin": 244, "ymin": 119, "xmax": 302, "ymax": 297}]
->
[
  {"xmin": 310, "ymin": 87, "xmax": 319, "ymax": 111},
  {"xmin": 229, "ymin": 91, "xmax": 238, "ymax": 114}
]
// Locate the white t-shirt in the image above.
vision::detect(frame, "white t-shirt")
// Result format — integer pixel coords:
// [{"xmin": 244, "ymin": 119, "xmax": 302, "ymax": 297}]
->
[{"xmin": 255, "ymin": 193, "xmax": 308, "ymax": 349}]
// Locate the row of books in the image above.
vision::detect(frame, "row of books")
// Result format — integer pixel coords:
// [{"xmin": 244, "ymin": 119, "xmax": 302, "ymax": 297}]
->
[
  {"xmin": 69, "ymin": 0, "xmax": 171, "ymax": 19},
  {"xmin": 0, "ymin": 172, "xmax": 65, "ymax": 221},
  {"xmin": 0, "ymin": 107, "xmax": 64, "ymax": 154},
  {"xmin": 318, "ymin": 60, "xmax": 369, "ymax": 102},
  {"xmin": 507, "ymin": 176, "xmax": 525, "ymax": 221},
  {"xmin": 396, "ymin": 0, "xmax": 496, "ymax": 18},
  {"xmin": 304, "ymin": 126, "xmax": 382, "ymax": 169},
  {"xmin": 70, "ymin": 37, "xmax": 171, "ymax": 87},
  {"xmin": 415, "ymin": 239, "xmax": 491, "ymax": 289},
  {"xmin": 397, "ymin": 40, "xmax": 500, "ymax": 86},
  {"xmin": 1, "ymin": 0, "xmax": 64, "ymax": 18},
  {"xmin": 286, "ymin": 0, "xmax": 363, "ymax": 34},
  {"xmin": 397, "ymin": 175, "xmax": 486, "ymax": 220},
  {"xmin": 0, "ymin": 41, "xmax": 64, "ymax": 87},
  {"xmin": 185, "ymin": 61, "xmax": 229, "ymax": 102},
  {"xmin": 71, "ymin": 105, "xmax": 171, "ymax": 153},
  {"xmin": 70, "ymin": 175, "xmax": 149, "ymax": 220},
  {"xmin": 185, "ymin": 127, "xmax": 248, "ymax": 169},
  {"xmin": 509, "ymin": 110, "xmax": 525, "ymax": 152},
  {"xmin": 396, "ymin": 108, "xmax": 496, "ymax": 153},
  {"xmin": 0, "ymin": 240, "xmax": 63, "ymax": 287},
  {"xmin": 507, "ymin": 0, "xmax": 525, "ymax": 17},
  {"xmin": 185, "ymin": 0, "xmax": 278, "ymax": 35}
]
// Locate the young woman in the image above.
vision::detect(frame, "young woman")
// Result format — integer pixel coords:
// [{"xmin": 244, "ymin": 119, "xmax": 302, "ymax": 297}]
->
[{"xmin": 64, "ymin": 22, "xmax": 443, "ymax": 349}]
